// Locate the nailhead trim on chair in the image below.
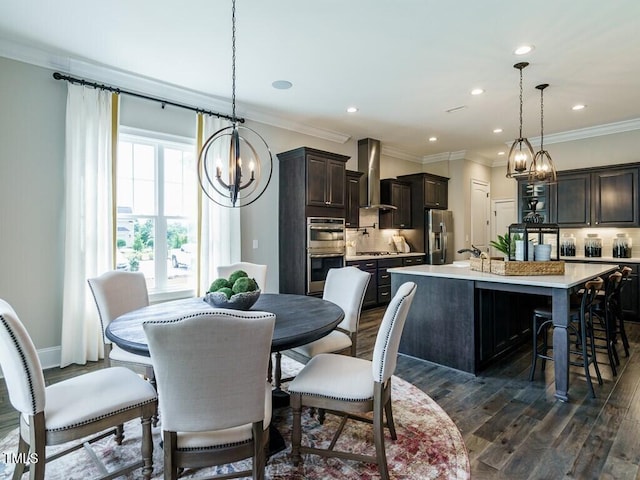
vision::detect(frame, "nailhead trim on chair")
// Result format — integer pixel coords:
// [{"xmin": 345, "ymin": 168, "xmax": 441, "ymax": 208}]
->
[
  {"xmin": 44, "ymin": 397, "xmax": 158, "ymax": 432},
  {"xmin": 300, "ymin": 392, "xmax": 374, "ymax": 402},
  {"xmin": 177, "ymin": 438, "xmax": 253, "ymax": 452},
  {"xmin": 375, "ymin": 284, "xmax": 416, "ymax": 382},
  {"xmin": 0, "ymin": 313, "xmax": 38, "ymax": 415}
]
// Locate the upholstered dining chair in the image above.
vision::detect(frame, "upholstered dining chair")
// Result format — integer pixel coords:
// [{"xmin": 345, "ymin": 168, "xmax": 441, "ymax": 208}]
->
[
  {"xmin": 216, "ymin": 262, "xmax": 268, "ymax": 291},
  {"xmin": 287, "ymin": 266, "xmax": 370, "ymax": 363},
  {"xmin": 289, "ymin": 282, "xmax": 417, "ymax": 480},
  {"xmin": 143, "ymin": 309, "xmax": 276, "ymax": 480},
  {"xmin": 0, "ymin": 298, "xmax": 157, "ymax": 480},
  {"xmin": 87, "ymin": 270, "xmax": 155, "ymax": 379}
]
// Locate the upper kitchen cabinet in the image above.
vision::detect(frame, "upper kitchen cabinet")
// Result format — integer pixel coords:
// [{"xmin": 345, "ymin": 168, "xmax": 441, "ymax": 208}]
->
[
  {"xmin": 397, "ymin": 172, "xmax": 449, "ymax": 210},
  {"xmin": 518, "ymin": 180, "xmax": 554, "ymax": 223},
  {"xmin": 552, "ymin": 165, "xmax": 639, "ymax": 227},
  {"xmin": 278, "ymin": 147, "xmax": 349, "ymax": 218},
  {"xmin": 379, "ymin": 179, "xmax": 412, "ymax": 229},
  {"xmin": 345, "ymin": 170, "xmax": 363, "ymax": 228}
]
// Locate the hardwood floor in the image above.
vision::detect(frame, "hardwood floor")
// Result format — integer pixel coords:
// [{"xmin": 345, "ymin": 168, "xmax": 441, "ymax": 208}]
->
[{"xmin": 2, "ymin": 306, "xmax": 640, "ymax": 479}]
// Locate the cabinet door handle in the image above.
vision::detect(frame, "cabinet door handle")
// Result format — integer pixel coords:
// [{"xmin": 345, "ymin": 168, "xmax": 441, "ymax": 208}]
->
[
  {"xmin": 380, "ymin": 292, "xmax": 390, "ymax": 297},
  {"xmin": 365, "ymin": 262, "xmax": 375, "ymax": 267}
]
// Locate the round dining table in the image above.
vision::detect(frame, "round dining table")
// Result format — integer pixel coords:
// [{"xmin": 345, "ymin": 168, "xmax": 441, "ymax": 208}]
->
[{"xmin": 105, "ymin": 293, "xmax": 344, "ymax": 356}]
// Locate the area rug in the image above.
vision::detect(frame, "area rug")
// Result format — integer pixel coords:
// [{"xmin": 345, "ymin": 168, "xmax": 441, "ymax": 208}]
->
[{"xmin": 0, "ymin": 357, "xmax": 469, "ymax": 479}]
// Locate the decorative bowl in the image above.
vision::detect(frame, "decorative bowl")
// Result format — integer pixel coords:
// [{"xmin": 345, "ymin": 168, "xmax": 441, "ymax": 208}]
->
[{"xmin": 204, "ymin": 289, "xmax": 261, "ymax": 311}]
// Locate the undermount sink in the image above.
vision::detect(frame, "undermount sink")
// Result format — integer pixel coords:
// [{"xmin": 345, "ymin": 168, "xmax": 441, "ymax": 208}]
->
[{"xmin": 452, "ymin": 261, "xmax": 470, "ymax": 268}]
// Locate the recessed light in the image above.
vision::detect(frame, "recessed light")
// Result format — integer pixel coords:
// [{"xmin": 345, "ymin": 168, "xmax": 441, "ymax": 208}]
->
[
  {"xmin": 514, "ymin": 45, "xmax": 534, "ymax": 55},
  {"xmin": 493, "ymin": 128, "xmax": 503, "ymax": 134},
  {"xmin": 572, "ymin": 104, "xmax": 586, "ymax": 111},
  {"xmin": 346, "ymin": 106, "xmax": 359, "ymax": 113},
  {"xmin": 497, "ymin": 151, "xmax": 505, "ymax": 156},
  {"xmin": 428, "ymin": 136, "xmax": 438, "ymax": 142},
  {"xmin": 471, "ymin": 88, "xmax": 484, "ymax": 96},
  {"xmin": 271, "ymin": 80, "xmax": 292, "ymax": 90}
]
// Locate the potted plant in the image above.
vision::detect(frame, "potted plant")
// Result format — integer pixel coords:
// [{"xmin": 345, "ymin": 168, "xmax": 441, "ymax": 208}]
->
[{"xmin": 490, "ymin": 233, "xmax": 520, "ymax": 260}]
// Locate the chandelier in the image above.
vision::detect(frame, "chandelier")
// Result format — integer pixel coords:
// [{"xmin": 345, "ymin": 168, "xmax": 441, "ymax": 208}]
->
[
  {"xmin": 198, "ymin": 0, "xmax": 273, "ymax": 207},
  {"xmin": 528, "ymin": 83, "xmax": 557, "ymax": 182},
  {"xmin": 506, "ymin": 62, "xmax": 535, "ymax": 178}
]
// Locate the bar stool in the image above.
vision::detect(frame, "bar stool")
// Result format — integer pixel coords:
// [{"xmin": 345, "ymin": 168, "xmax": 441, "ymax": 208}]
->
[
  {"xmin": 613, "ymin": 266, "xmax": 632, "ymax": 357},
  {"xmin": 529, "ymin": 277, "xmax": 604, "ymax": 398},
  {"xmin": 590, "ymin": 271, "xmax": 623, "ymax": 376}
]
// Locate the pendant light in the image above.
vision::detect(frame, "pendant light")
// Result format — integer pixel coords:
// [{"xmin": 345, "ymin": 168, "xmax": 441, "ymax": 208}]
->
[
  {"xmin": 506, "ymin": 62, "xmax": 535, "ymax": 178},
  {"xmin": 198, "ymin": 0, "xmax": 273, "ymax": 207},
  {"xmin": 528, "ymin": 83, "xmax": 557, "ymax": 182}
]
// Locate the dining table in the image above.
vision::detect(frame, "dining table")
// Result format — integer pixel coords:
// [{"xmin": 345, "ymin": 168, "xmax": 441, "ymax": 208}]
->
[{"xmin": 106, "ymin": 292, "xmax": 344, "ymax": 454}]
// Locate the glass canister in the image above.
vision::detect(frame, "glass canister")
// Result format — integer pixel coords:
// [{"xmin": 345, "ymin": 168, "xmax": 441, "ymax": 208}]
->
[
  {"xmin": 613, "ymin": 233, "xmax": 632, "ymax": 258},
  {"xmin": 560, "ymin": 233, "xmax": 576, "ymax": 256},
  {"xmin": 584, "ymin": 233, "xmax": 602, "ymax": 257}
]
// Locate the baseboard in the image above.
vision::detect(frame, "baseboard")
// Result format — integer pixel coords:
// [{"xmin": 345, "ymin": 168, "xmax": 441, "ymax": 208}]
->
[{"xmin": 0, "ymin": 346, "xmax": 61, "ymax": 379}]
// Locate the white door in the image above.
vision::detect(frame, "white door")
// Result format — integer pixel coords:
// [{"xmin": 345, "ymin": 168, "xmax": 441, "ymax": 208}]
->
[
  {"xmin": 492, "ymin": 199, "xmax": 516, "ymax": 256},
  {"xmin": 470, "ymin": 179, "xmax": 491, "ymax": 254}
]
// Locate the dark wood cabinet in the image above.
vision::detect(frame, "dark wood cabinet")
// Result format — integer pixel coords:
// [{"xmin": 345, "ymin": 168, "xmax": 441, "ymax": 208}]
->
[
  {"xmin": 548, "ymin": 165, "xmax": 639, "ymax": 228},
  {"xmin": 379, "ymin": 179, "xmax": 412, "ymax": 229},
  {"xmin": 345, "ymin": 170, "xmax": 363, "ymax": 228},
  {"xmin": 278, "ymin": 147, "xmax": 350, "ymax": 294},
  {"xmin": 377, "ymin": 258, "xmax": 403, "ymax": 304},
  {"xmin": 518, "ymin": 180, "xmax": 554, "ymax": 223},
  {"xmin": 592, "ymin": 168, "xmax": 639, "ymax": 226},
  {"xmin": 397, "ymin": 172, "xmax": 449, "ymax": 211}
]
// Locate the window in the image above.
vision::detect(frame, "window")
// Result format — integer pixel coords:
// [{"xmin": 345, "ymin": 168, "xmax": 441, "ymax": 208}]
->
[{"xmin": 117, "ymin": 128, "xmax": 198, "ymax": 298}]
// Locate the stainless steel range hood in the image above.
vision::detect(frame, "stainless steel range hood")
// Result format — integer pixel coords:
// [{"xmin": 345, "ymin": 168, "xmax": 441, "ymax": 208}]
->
[{"xmin": 357, "ymin": 138, "xmax": 397, "ymax": 210}]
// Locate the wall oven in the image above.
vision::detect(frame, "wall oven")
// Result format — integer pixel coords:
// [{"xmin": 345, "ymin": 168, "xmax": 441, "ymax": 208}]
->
[{"xmin": 307, "ymin": 217, "xmax": 345, "ymax": 295}]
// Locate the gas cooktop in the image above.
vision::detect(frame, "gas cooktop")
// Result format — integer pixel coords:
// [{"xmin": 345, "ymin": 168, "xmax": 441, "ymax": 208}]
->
[{"xmin": 355, "ymin": 251, "xmax": 398, "ymax": 256}]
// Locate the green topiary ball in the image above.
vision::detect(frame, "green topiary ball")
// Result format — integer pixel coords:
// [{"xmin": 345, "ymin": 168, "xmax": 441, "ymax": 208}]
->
[
  {"xmin": 232, "ymin": 276, "xmax": 257, "ymax": 294},
  {"xmin": 228, "ymin": 270, "xmax": 248, "ymax": 285},
  {"xmin": 217, "ymin": 287, "xmax": 234, "ymax": 299},
  {"xmin": 208, "ymin": 278, "xmax": 231, "ymax": 293}
]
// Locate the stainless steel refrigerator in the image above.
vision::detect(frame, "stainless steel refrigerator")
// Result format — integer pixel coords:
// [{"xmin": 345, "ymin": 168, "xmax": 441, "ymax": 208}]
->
[{"xmin": 426, "ymin": 210, "xmax": 454, "ymax": 264}]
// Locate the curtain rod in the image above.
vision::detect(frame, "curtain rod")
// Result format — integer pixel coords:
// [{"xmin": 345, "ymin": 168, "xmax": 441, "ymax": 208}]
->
[{"xmin": 52, "ymin": 72, "xmax": 243, "ymax": 123}]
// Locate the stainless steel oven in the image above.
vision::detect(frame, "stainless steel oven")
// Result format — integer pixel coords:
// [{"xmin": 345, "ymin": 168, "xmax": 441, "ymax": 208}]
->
[{"xmin": 307, "ymin": 217, "xmax": 345, "ymax": 295}]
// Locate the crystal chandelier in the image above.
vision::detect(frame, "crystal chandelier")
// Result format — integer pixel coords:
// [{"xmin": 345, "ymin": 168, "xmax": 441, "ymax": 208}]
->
[
  {"xmin": 198, "ymin": 0, "xmax": 273, "ymax": 207},
  {"xmin": 506, "ymin": 62, "xmax": 535, "ymax": 178},
  {"xmin": 528, "ymin": 83, "xmax": 557, "ymax": 182}
]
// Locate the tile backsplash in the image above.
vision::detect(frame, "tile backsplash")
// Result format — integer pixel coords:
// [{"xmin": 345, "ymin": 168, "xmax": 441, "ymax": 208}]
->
[
  {"xmin": 346, "ymin": 210, "xmax": 409, "ymax": 253},
  {"xmin": 560, "ymin": 228, "xmax": 639, "ymax": 257}
]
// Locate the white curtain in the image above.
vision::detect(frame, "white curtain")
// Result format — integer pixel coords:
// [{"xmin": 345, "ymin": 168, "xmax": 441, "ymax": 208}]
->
[
  {"xmin": 60, "ymin": 85, "xmax": 116, "ymax": 366},
  {"xmin": 197, "ymin": 114, "xmax": 241, "ymax": 295}
]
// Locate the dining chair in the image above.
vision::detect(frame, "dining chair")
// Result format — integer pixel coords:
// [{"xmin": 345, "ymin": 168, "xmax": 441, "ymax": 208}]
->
[
  {"xmin": 0, "ymin": 298, "xmax": 157, "ymax": 480},
  {"xmin": 287, "ymin": 266, "xmax": 370, "ymax": 363},
  {"xmin": 87, "ymin": 271, "xmax": 155, "ymax": 379},
  {"xmin": 289, "ymin": 282, "xmax": 417, "ymax": 480},
  {"xmin": 529, "ymin": 277, "xmax": 604, "ymax": 398},
  {"xmin": 143, "ymin": 309, "xmax": 276, "ymax": 480},
  {"xmin": 217, "ymin": 262, "xmax": 268, "ymax": 291}
]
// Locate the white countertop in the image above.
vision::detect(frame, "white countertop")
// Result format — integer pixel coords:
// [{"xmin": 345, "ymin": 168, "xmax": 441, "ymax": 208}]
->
[
  {"xmin": 346, "ymin": 252, "xmax": 425, "ymax": 261},
  {"xmin": 388, "ymin": 262, "xmax": 619, "ymax": 288}
]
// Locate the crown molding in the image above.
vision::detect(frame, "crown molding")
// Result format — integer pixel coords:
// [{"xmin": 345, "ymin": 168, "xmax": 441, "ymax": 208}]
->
[
  {"xmin": 523, "ymin": 117, "xmax": 640, "ymax": 147},
  {"xmin": 0, "ymin": 38, "xmax": 351, "ymax": 145},
  {"xmin": 381, "ymin": 145, "xmax": 422, "ymax": 163}
]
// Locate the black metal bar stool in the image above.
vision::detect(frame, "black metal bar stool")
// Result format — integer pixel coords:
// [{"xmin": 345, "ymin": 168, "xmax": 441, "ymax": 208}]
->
[
  {"xmin": 529, "ymin": 277, "xmax": 604, "ymax": 398},
  {"xmin": 613, "ymin": 266, "xmax": 632, "ymax": 357},
  {"xmin": 590, "ymin": 271, "xmax": 623, "ymax": 376}
]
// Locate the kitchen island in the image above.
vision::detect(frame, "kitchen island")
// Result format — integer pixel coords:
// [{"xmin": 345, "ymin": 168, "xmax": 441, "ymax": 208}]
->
[{"xmin": 389, "ymin": 262, "xmax": 618, "ymax": 401}]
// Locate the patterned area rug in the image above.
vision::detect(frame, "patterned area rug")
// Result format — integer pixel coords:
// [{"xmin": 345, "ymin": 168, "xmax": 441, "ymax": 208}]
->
[{"xmin": 0, "ymin": 357, "xmax": 469, "ymax": 479}]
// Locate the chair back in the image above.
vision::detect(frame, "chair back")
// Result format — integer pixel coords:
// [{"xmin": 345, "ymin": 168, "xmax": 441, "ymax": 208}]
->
[
  {"xmin": 143, "ymin": 309, "xmax": 275, "ymax": 433},
  {"xmin": 217, "ymin": 262, "xmax": 268, "ymax": 291},
  {"xmin": 323, "ymin": 267, "xmax": 370, "ymax": 333},
  {"xmin": 582, "ymin": 276, "xmax": 605, "ymax": 317},
  {"xmin": 87, "ymin": 271, "xmax": 149, "ymax": 343},
  {"xmin": 372, "ymin": 282, "xmax": 417, "ymax": 383},
  {"xmin": 0, "ymin": 299, "xmax": 46, "ymax": 416}
]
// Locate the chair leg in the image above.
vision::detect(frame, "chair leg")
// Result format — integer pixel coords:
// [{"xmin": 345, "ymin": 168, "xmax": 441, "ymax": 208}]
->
[
  {"xmin": 115, "ymin": 424, "xmax": 125, "ymax": 445},
  {"xmin": 373, "ymin": 383, "xmax": 390, "ymax": 480},
  {"xmin": 291, "ymin": 394, "xmax": 303, "ymax": 467},
  {"xmin": 384, "ymin": 391, "xmax": 397, "ymax": 440},
  {"xmin": 618, "ymin": 313, "xmax": 630, "ymax": 357},
  {"xmin": 140, "ymin": 415, "xmax": 154, "ymax": 480},
  {"xmin": 30, "ymin": 413, "xmax": 46, "ymax": 480},
  {"xmin": 253, "ymin": 422, "xmax": 265, "ymax": 480},
  {"xmin": 11, "ymin": 433, "xmax": 28, "ymax": 480},
  {"xmin": 164, "ymin": 431, "xmax": 178, "ymax": 480}
]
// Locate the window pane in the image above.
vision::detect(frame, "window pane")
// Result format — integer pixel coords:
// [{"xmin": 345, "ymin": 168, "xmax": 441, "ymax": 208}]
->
[
  {"xmin": 118, "ymin": 217, "xmax": 156, "ymax": 290},
  {"xmin": 133, "ymin": 144, "xmax": 155, "ymax": 180},
  {"xmin": 167, "ymin": 220, "xmax": 197, "ymax": 290}
]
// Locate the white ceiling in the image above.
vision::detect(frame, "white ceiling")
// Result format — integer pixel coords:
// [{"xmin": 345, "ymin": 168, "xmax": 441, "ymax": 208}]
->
[{"xmin": 2, "ymin": 0, "xmax": 640, "ymax": 164}]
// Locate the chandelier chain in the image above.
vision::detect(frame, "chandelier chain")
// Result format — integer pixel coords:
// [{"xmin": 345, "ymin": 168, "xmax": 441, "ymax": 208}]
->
[
  {"xmin": 231, "ymin": 0, "xmax": 237, "ymax": 123},
  {"xmin": 540, "ymin": 87, "xmax": 544, "ymax": 149},
  {"xmin": 518, "ymin": 67, "xmax": 524, "ymax": 138}
]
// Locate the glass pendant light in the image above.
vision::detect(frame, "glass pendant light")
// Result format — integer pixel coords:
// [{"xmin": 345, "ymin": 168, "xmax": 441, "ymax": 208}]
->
[
  {"xmin": 506, "ymin": 62, "xmax": 535, "ymax": 178},
  {"xmin": 529, "ymin": 83, "xmax": 557, "ymax": 182},
  {"xmin": 198, "ymin": 0, "xmax": 273, "ymax": 207}
]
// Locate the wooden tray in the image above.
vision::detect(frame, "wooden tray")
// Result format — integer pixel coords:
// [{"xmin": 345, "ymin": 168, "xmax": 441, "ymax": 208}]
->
[{"xmin": 490, "ymin": 260, "xmax": 565, "ymax": 276}]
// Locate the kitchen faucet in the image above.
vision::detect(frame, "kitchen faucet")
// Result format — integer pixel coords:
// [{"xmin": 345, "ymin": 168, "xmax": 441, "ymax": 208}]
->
[{"xmin": 457, "ymin": 245, "xmax": 483, "ymax": 258}]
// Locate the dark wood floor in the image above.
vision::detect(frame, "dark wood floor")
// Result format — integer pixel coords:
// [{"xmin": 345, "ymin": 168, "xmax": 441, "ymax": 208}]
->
[{"xmin": 2, "ymin": 307, "xmax": 640, "ymax": 479}]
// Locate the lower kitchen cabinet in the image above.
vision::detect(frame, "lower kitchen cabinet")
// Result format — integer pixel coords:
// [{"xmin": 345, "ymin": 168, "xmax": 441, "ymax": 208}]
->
[{"xmin": 348, "ymin": 255, "xmax": 425, "ymax": 308}]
